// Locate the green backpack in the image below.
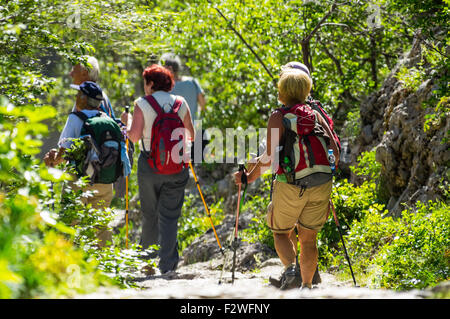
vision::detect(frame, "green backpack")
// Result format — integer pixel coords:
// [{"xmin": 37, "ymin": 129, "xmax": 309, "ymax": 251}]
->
[{"xmin": 70, "ymin": 111, "xmax": 123, "ymax": 184}]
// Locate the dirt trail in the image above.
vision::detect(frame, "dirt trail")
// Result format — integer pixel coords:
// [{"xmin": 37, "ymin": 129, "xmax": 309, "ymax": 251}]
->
[{"xmin": 78, "ymin": 257, "xmax": 428, "ymax": 299}]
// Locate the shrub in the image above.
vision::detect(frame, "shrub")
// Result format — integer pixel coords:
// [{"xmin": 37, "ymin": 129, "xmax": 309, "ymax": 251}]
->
[
  {"xmin": 371, "ymin": 201, "xmax": 450, "ymax": 290},
  {"xmin": 178, "ymin": 194, "xmax": 225, "ymax": 253}
]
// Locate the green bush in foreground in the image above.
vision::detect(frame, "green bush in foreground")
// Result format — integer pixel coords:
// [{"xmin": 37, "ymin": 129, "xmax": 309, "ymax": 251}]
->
[
  {"xmin": 371, "ymin": 200, "xmax": 449, "ymax": 290},
  {"xmin": 329, "ymin": 196, "xmax": 449, "ymax": 290}
]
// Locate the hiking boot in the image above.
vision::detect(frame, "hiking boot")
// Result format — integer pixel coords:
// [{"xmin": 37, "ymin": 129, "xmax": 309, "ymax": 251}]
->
[
  {"xmin": 268, "ymin": 272, "xmax": 285, "ymax": 288},
  {"xmin": 312, "ymin": 267, "xmax": 321, "ymax": 285},
  {"xmin": 280, "ymin": 265, "xmax": 300, "ymax": 290},
  {"xmin": 300, "ymin": 283, "xmax": 314, "ymax": 291},
  {"xmin": 269, "ymin": 265, "xmax": 320, "ymax": 288}
]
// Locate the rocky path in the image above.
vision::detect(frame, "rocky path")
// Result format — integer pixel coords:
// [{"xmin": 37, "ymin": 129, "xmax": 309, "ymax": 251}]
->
[
  {"xmin": 74, "ymin": 208, "xmax": 439, "ymax": 300},
  {"xmin": 78, "ymin": 257, "xmax": 429, "ymax": 299}
]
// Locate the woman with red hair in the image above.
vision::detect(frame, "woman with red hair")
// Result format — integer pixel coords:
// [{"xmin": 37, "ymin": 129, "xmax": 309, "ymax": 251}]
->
[{"xmin": 121, "ymin": 64, "xmax": 195, "ymax": 274}]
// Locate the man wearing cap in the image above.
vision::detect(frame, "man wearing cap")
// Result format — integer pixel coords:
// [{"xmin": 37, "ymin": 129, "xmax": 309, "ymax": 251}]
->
[
  {"xmin": 69, "ymin": 56, "xmax": 133, "ymax": 200},
  {"xmin": 44, "ymin": 81, "xmax": 115, "ymax": 211}
]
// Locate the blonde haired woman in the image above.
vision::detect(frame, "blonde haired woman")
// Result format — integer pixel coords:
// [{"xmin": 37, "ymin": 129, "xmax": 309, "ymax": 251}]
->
[{"xmin": 235, "ymin": 69, "xmax": 339, "ymax": 290}]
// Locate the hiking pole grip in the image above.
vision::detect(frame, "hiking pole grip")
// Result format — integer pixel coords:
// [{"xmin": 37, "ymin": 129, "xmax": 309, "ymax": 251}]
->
[{"xmin": 238, "ymin": 164, "xmax": 248, "ymax": 185}]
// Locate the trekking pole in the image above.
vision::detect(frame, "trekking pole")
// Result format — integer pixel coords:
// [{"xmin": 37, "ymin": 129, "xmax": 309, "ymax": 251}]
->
[
  {"xmin": 188, "ymin": 161, "xmax": 225, "ymax": 255},
  {"xmin": 50, "ymin": 181, "xmax": 55, "ymax": 211},
  {"xmin": 329, "ymin": 199, "xmax": 357, "ymax": 287},
  {"xmin": 231, "ymin": 164, "xmax": 247, "ymax": 284},
  {"xmin": 125, "ymin": 105, "xmax": 130, "ymax": 249}
]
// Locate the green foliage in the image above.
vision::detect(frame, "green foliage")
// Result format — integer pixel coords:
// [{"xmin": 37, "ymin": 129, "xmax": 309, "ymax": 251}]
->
[
  {"xmin": 154, "ymin": 0, "xmax": 414, "ymax": 129},
  {"xmin": 350, "ymin": 149, "xmax": 382, "ymax": 180},
  {"xmin": 241, "ymin": 174, "xmax": 274, "ymax": 249},
  {"xmin": 341, "ymin": 108, "xmax": 361, "ymax": 142},
  {"xmin": 0, "ymin": 96, "xmax": 108, "ymax": 298},
  {"xmin": 178, "ymin": 194, "xmax": 225, "ymax": 253},
  {"xmin": 322, "ymin": 149, "xmax": 449, "ymax": 291},
  {"xmin": 388, "ymin": 0, "xmax": 449, "ymax": 42},
  {"xmin": 343, "ymin": 200, "xmax": 450, "ymax": 290},
  {"xmin": 396, "ymin": 66, "xmax": 424, "ymax": 92},
  {"xmin": 420, "ymin": 43, "xmax": 450, "ymax": 144}
]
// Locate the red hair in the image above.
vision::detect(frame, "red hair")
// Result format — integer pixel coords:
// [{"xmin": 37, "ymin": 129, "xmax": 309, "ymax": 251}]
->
[{"xmin": 142, "ymin": 64, "xmax": 174, "ymax": 92}]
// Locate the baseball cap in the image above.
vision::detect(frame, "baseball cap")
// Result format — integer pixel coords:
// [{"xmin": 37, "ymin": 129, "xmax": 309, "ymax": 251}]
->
[
  {"xmin": 70, "ymin": 81, "xmax": 104, "ymax": 101},
  {"xmin": 281, "ymin": 61, "xmax": 311, "ymax": 78}
]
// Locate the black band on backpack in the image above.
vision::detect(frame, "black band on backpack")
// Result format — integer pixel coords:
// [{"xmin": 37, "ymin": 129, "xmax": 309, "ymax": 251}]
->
[{"xmin": 303, "ymin": 135, "xmax": 316, "ymax": 167}]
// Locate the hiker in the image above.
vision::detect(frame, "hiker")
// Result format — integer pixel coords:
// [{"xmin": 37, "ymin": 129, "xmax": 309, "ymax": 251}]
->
[
  {"xmin": 120, "ymin": 64, "xmax": 195, "ymax": 274},
  {"xmin": 270, "ymin": 61, "xmax": 341, "ymax": 288},
  {"xmin": 69, "ymin": 56, "xmax": 116, "ymax": 117},
  {"xmin": 44, "ymin": 81, "xmax": 130, "ymax": 247},
  {"xmin": 160, "ymin": 53, "xmax": 207, "ymax": 163},
  {"xmin": 234, "ymin": 69, "xmax": 340, "ymax": 290},
  {"xmin": 69, "ymin": 55, "xmax": 134, "ymax": 198}
]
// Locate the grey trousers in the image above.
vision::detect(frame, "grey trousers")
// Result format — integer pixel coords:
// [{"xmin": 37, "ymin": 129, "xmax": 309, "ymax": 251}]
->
[{"xmin": 137, "ymin": 154, "xmax": 189, "ymax": 273}]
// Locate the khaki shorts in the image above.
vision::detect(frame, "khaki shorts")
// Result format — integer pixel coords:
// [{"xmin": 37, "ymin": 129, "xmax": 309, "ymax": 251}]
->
[
  {"xmin": 69, "ymin": 180, "xmax": 114, "ymax": 209},
  {"xmin": 267, "ymin": 180, "xmax": 332, "ymax": 233}
]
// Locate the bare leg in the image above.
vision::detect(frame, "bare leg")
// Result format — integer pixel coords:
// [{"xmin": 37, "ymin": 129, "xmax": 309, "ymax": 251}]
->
[
  {"xmin": 298, "ymin": 227, "xmax": 318, "ymax": 285},
  {"xmin": 273, "ymin": 232, "xmax": 296, "ymax": 267}
]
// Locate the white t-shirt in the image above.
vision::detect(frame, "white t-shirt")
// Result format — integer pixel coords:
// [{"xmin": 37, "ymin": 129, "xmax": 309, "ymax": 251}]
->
[
  {"xmin": 135, "ymin": 91, "xmax": 188, "ymax": 151},
  {"xmin": 58, "ymin": 110, "xmax": 100, "ymax": 149}
]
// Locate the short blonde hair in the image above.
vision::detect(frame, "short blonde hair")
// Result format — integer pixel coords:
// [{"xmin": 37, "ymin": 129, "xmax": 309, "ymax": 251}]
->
[{"xmin": 277, "ymin": 69, "xmax": 312, "ymax": 105}]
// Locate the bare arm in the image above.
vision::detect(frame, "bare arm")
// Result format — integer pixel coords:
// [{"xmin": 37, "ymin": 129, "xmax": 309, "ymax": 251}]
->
[
  {"xmin": 197, "ymin": 93, "xmax": 206, "ymax": 112},
  {"xmin": 236, "ymin": 110, "xmax": 284, "ymax": 184},
  {"xmin": 121, "ymin": 102, "xmax": 144, "ymax": 144},
  {"xmin": 182, "ymin": 103, "xmax": 195, "ymax": 142}
]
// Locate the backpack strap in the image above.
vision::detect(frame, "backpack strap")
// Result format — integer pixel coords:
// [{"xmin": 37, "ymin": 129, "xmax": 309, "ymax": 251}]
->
[
  {"xmin": 70, "ymin": 111, "xmax": 89, "ymax": 123},
  {"xmin": 70, "ymin": 111, "xmax": 102, "ymax": 122},
  {"xmin": 171, "ymin": 98, "xmax": 182, "ymax": 114},
  {"xmin": 144, "ymin": 95, "xmax": 164, "ymax": 117},
  {"xmin": 144, "ymin": 95, "xmax": 183, "ymax": 115},
  {"xmin": 70, "ymin": 111, "xmax": 101, "ymax": 142}
]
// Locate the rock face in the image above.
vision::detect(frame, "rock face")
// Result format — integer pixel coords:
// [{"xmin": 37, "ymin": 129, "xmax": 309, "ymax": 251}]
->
[
  {"xmin": 181, "ymin": 213, "xmax": 277, "ymax": 271},
  {"xmin": 354, "ymin": 35, "xmax": 449, "ymax": 216}
]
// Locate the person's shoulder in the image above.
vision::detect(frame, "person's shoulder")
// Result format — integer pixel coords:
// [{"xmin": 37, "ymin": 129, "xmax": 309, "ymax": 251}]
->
[
  {"xmin": 172, "ymin": 94, "xmax": 187, "ymax": 103},
  {"xmin": 268, "ymin": 108, "xmax": 284, "ymax": 126},
  {"xmin": 270, "ymin": 107, "xmax": 284, "ymax": 118},
  {"xmin": 134, "ymin": 96, "xmax": 145, "ymax": 104},
  {"xmin": 179, "ymin": 76, "xmax": 195, "ymax": 82},
  {"xmin": 134, "ymin": 96, "xmax": 150, "ymax": 110}
]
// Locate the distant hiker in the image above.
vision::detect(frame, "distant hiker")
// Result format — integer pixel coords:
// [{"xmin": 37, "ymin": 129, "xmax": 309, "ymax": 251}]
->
[
  {"xmin": 234, "ymin": 69, "xmax": 340, "ymax": 290},
  {"xmin": 121, "ymin": 64, "xmax": 195, "ymax": 274},
  {"xmin": 160, "ymin": 53, "xmax": 207, "ymax": 163},
  {"xmin": 69, "ymin": 55, "xmax": 134, "ymax": 198},
  {"xmin": 44, "ymin": 81, "xmax": 131, "ymax": 247}
]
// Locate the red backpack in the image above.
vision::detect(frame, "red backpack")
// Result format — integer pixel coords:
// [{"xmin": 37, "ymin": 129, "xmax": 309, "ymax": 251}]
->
[
  {"xmin": 142, "ymin": 95, "xmax": 188, "ymax": 175},
  {"xmin": 276, "ymin": 103, "xmax": 332, "ymax": 186},
  {"xmin": 307, "ymin": 98, "xmax": 341, "ymax": 152}
]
